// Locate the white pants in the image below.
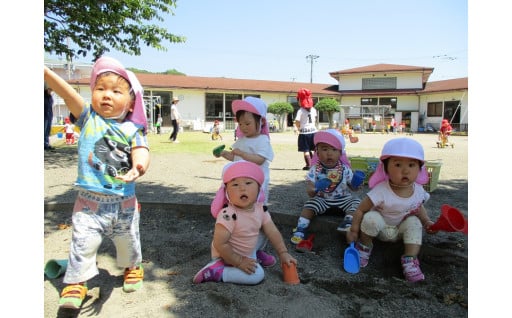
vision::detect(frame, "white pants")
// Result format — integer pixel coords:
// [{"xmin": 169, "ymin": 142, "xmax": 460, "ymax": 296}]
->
[
  {"xmin": 63, "ymin": 191, "xmax": 142, "ymax": 284},
  {"xmin": 360, "ymin": 211, "xmax": 423, "ymax": 245}
]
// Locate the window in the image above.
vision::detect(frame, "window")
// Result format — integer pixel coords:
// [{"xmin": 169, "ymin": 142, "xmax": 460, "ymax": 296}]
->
[
  {"xmin": 148, "ymin": 91, "xmax": 171, "ymax": 125},
  {"xmin": 205, "ymin": 93, "xmax": 260, "ymax": 129},
  {"xmin": 427, "ymin": 102, "xmax": 443, "ymax": 116},
  {"xmin": 361, "ymin": 98, "xmax": 378, "ymax": 105},
  {"xmin": 205, "ymin": 93, "xmax": 225, "ymax": 119},
  {"xmin": 378, "ymin": 97, "xmax": 396, "ymax": 116},
  {"xmin": 362, "ymin": 77, "xmax": 397, "ymax": 90}
]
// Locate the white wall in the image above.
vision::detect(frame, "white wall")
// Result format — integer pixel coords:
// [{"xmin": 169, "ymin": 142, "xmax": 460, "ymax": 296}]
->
[
  {"xmin": 397, "ymin": 95, "xmax": 421, "ymax": 111},
  {"xmin": 396, "ymin": 72, "xmax": 423, "ymax": 89},
  {"xmin": 419, "ymin": 91, "xmax": 468, "ymax": 128}
]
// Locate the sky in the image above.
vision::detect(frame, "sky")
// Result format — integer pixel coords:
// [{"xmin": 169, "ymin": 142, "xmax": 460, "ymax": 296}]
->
[{"xmin": 49, "ymin": 0, "xmax": 468, "ymax": 84}]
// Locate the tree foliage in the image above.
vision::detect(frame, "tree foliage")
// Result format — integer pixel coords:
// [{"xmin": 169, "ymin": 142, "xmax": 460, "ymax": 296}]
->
[
  {"xmin": 127, "ymin": 68, "xmax": 185, "ymax": 75},
  {"xmin": 44, "ymin": 0, "xmax": 187, "ymax": 61},
  {"xmin": 268, "ymin": 102, "xmax": 294, "ymax": 132},
  {"xmin": 315, "ymin": 98, "xmax": 340, "ymax": 128}
]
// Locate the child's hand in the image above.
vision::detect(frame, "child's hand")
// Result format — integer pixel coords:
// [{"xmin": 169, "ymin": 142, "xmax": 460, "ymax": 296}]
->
[
  {"xmin": 425, "ymin": 220, "xmax": 438, "ymax": 234},
  {"xmin": 346, "ymin": 229, "xmax": 358, "ymax": 243},
  {"xmin": 280, "ymin": 252, "xmax": 297, "ymax": 267},
  {"xmin": 115, "ymin": 164, "xmax": 145, "ymax": 182},
  {"xmin": 237, "ymin": 256, "xmax": 258, "ymax": 274}
]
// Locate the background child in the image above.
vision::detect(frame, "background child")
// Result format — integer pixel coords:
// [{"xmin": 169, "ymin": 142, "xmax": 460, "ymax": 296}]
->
[
  {"xmin": 438, "ymin": 119, "xmax": 453, "ymax": 145},
  {"xmin": 291, "ymin": 129, "xmax": 362, "ymax": 245},
  {"xmin": 44, "ymin": 56, "xmax": 150, "ymax": 309},
  {"xmin": 213, "ymin": 96, "xmax": 275, "ymax": 266},
  {"xmin": 193, "ymin": 160, "xmax": 297, "ymax": 285},
  {"xmin": 155, "ymin": 113, "xmax": 162, "ymax": 134},
  {"xmin": 294, "ymin": 88, "xmax": 318, "ymax": 170},
  {"xmin": 211, "ymin": 119, "xmax": 223, "ymax": 140},
  {"xmin": 62, "ymin": 117, "xmax": 75, "ymax": 145},
  {"xmin": 346, "ymin": 137, "xmax": 437, "ymax": 282}
]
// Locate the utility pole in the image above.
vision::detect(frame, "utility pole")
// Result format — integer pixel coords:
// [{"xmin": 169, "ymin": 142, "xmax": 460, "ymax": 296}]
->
[{"xmin": 306, "ymin": 54, "xmax": 319, "ymax": 83}]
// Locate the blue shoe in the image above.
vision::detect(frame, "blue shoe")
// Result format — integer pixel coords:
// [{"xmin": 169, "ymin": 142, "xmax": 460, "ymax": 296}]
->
[
  {"xmin": 337, "ymin": 215, "xmax": 353, "ymax": 232},
  {"xmin": 291, "ymin": 227, "xmax": 306, "ymax": 245}
]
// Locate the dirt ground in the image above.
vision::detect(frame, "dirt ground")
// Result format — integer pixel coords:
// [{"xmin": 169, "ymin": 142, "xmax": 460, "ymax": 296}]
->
[{"xmin": 44, "ymin": 132, "xmax": 468, "ymax": 318}]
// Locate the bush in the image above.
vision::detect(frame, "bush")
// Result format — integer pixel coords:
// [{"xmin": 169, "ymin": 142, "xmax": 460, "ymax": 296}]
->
[{"xmin": 268, "ymin": 102, "xmax": 294, "ymax": 132}]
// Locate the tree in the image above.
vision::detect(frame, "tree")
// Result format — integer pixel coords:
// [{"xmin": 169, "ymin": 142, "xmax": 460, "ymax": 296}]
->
[
  {"xmin": 267, "ymin": 102, "xmax": 294, "ymax": 132},
  {"xmin": 127, "ymin": 68, "xmax": 185, "ymax": 76},
  {"xmin": 315, "ymin": 98, "xmax": 340, "ymax": 128},
  {"xmin": 44, "ymin": 0, "xmax": 187, "ymax": 61}
]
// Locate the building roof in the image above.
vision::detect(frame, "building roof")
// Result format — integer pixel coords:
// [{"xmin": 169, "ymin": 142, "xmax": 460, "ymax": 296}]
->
[
  {"xmin": 329, "ymin": 63, "xmax": 435, "ymax": 84},
  {"xmin": 71, "ymin": 66, "xmax": 466, "ymax": 96},
  {"xmin": 73, "ymin": 74, "xmax": 340, "ymax": 96},
  {"xmin": 423, "ymin": 77, "xmax": 468, "ymax": 93}
]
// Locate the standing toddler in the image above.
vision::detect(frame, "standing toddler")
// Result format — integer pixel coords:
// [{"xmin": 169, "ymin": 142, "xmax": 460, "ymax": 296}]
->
[{"xmin": 44, "ymin": 56, "xmax": 150, "ymax": 309}]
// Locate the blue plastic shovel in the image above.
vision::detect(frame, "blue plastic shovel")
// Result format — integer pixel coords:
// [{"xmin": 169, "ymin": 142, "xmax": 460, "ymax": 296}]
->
[
  {"xmin": 315, "ymin": 178, "xmax": 332, "ymax": 192},
  {"xmin": 343, "ymin": 242, "xmax": 360, "ymax": 274}
]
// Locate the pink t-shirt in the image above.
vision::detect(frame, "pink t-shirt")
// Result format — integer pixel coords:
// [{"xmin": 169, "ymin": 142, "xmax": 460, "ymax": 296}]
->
[{"xmin": 212, "ymin": 203, "xmax": 271, "ymax": 259}]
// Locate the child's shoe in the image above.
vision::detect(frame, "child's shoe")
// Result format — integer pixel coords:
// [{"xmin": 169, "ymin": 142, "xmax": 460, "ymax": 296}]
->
[
  {"xmin": 256, "ymin": 250, "xmax": 276, "ymax": 267},
  {"xmin": 401, "ymin": 256, "xmax": 425, "ymax": 282},
  {"xmin": 290, "ymin": 227, "xmax": 306, "ymax": 245},
  {"xmin": 336, "ymin": 215, "xmax": 353, "ymax": 232},
  {"xmin": 355, "ymin": 241, "xmax": 373, "ymax": 267},
  {"xmin": 123, "ymin": 265, "xmax": 144, "ymax": 292},
  {"xmin": 193, "ymin": 259, "xmax": 225, "ymax": 284},
  {"xmin": 58, "ymin": 283, "xmax": 88, "ymax": 309}
]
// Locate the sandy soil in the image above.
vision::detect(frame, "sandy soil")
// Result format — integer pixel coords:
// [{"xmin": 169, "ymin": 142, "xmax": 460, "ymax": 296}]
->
[{"xmin": 44, "ymin": 132, "xmax": 468, "ymax": 318}]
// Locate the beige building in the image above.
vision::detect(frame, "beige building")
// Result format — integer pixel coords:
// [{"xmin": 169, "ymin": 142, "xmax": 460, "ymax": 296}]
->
[{"xmin": 45, "ymin": 59, "xmax": 467, "ymax": 133}]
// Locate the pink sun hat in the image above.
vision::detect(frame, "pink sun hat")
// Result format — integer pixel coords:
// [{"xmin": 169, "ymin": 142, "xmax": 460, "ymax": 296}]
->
[
  {"xmin": 311, "ymin": 129, "xmax": 351, "ymax": 167},
  {"xmin": 368, "ymin": 137, "xmax": 429, "ymax": 188},
  {"xmin": 232, "ymin": 96, "xmax": 269, "ymax": 138},
  {"xmin": 90, "ymin": 56, "xmax": 147, "ymax": 133},
  {"xmin": 211, "ymin": 160, "xmax": 265, "ymax": 218}
]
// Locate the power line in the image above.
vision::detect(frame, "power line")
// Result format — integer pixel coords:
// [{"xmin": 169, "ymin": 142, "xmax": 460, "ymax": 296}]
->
[{"xmin": 306, "ymin": 54, "xmax": 319, "ymax": 83}]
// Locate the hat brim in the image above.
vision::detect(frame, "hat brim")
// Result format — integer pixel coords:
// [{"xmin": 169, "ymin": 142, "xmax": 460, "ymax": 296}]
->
[{"xmin": 232, "ymin": 100, "xmax": 259, "ymax": 117}]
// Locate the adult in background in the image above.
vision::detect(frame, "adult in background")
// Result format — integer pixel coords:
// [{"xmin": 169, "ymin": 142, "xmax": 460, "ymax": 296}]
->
[
  {"xmin": 294, "ymin": 88, "xmax": 318, "ymax": 170},
  {"xmin": 169, "ymin": 97, "xmax": 181, "ymax": 143},
  {"xmin": 44, "ymin": 82, "xmax": 55, "ymax": 151}
]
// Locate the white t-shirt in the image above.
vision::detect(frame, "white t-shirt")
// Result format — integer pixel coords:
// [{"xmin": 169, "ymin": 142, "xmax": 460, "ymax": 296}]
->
[
  {"xmin": 171, "ymin": 104, "xmax": 180, "ymax": 120},
  {"xmin": 232, "ymin": 134, "xmax": 274, "ymax": 203},
  {"xmin": 294, "ymin": 107, "xmax": 317, "ymax": 133},
  {"xmin": 64, "ymin": 123, "xmax": 75, "ymax": 134},
  {"xmin": 366, "ymin": 181, "xmax": 430, "ymax": 226}
]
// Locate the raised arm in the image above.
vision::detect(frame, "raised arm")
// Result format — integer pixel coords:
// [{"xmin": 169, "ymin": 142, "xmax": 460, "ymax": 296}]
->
[{"xmin": 44, "ymin": 66, "xmax": 85, "ymax": 119}]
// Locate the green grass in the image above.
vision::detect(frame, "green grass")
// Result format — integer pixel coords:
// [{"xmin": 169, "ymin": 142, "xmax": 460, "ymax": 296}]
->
[{"xmin": 147, "ymin": 131, "xmax": 297, "ymax": 154}]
